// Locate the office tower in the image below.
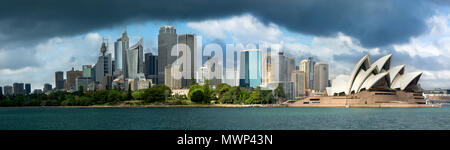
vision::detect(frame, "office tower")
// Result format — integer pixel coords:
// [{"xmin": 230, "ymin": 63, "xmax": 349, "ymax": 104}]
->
[
  {"xmin": 165, "ymin": 65, "xmax": 182, "ymax": 89},
  {"xmin": 288, "ymin": 57, "xmax": 296, "ymax": 81},
  {"xmin": 102, "ymin": 74, "xmax": 114, "ymax": 90},
  {"xmin": 66, "ymin": 68, "xmax": 83, "ymax": 91},
  {"xmin": 292, "ymin": 71, "xmax": 306, "ymax": 97},
  {"xmin": 43, "ymin": 83, "xmax": 52, "ymax": 93},
  {"xmin": 3, "ymin": 85, "xmax": 13, "ymax": 96},
  {"xmin": 314, "ymin": 62, "xmax": 329, "ymax": 92},
  {"xmin": 178, "ymin": 34, "xmax": 198, "ymax": 88},
  {"xmin": 95, "ymin": 41, "xmax": 113, "ymax": 86},
  {"xmin": 268, "ymin": 52, "xmax": 294, "ymax": 99},
  {"xmin": 157, "ymin": 25, "xmax": 177, "ymax": 84},
  {"xmin": 299, "ymin": 57, "xmax": 315, "ymax": 90},
  {"xmin": 144, "ymin": 52, "xmax": 158, "ymax": 83},
  {"xmin": 127, "ymin": 39, "xmax": 145, "ymax": 79},
  {"xmin": 114, "ymin": 31, "xmax": 129, "ymax": 77},
  {"xmin": 82, "ymin": 65, "xmax": 92, "ymax": 78},
  {"xmin": 0, "ymin": 86, "xmax": 2, "ymax": 97},
  {"xmin": 13, "ymin": 83, "xmax": 24, "ymax": 96},
  {"xmin": 239, "ymin": 49, "xmax": 262, "ymax": 88},
  {"xmin": 270, "ymin": 52, "xmax": 288, "ymax": 82},
  {"xmin": 25, "ymin": 83, "xmax": 31, "ymax": 94},
  {"xmin": 55, "ymin": 71, "xmax": 64, "ymax": 90},
  {"xmin": 76, "ymin": 77, "xmax": 95, "ymax": 92}
]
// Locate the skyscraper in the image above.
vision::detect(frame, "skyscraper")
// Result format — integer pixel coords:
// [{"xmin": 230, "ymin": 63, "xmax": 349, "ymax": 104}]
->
[
  {"xmin": 0, "ymin": 86, "xmax": 3, "ymax": 97},
  {"xmin": 127, "ymin": 39, "xmax": 144, "ymax": 79},
  {"xmin": 144, "ymin": 52, "xmax": 158, "ymax": 83},
  {"xmin": 3, "ymin": 85, "xmax": 13, "ymax": 96},
  {"xmin": 13, "ymin": 83, "xmax": 24, "ymax": 96},
  {"xmin": 314, "ymin": 62, "xmax": 329, "ymax": 92},
  {"xmin": 95, "ymin": 41, "xmax": 113, "ymax": 86},
  {"xmin": 66, "ymin": 68, "xmax": 83, "ymax": 91},
  {"xmin": 239, "ymin": 49, "xmax": 262, "ymax": 88},
  {"xmin": 43, "ymin": 83, "xmax": 52, "ymax": 93},
  {"xmin": 55, "ymin": 71, "xmax": 64, "ymax": 90},
  {"xmin": 114, "ymin": 31, "xmax": 129, "ymax": 77},
  {"xmin": 178, "ymin": 34, "xmax": 197, "ymax": 88},
  {"xmin": 25, "ymin": 83, "xmax": 31, "ymax": 94},
  {"xmin": 299, "ymin": 57, "xmax": 315, "ymax": 90},
  {"xmin": 157, "ymin": 25, "xmax": 177, "ymax": 84},
  {"xmin": 82, "ymin": 65, "xmax": 92, "ymax": 78},
  {"xmin": 292, "ymin": 70, "xmax": 306, "ymax": 97}
]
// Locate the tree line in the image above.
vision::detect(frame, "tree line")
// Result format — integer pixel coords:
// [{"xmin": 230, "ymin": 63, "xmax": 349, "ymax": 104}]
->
[{"xmin": 0, "ymin": 81, "xmax": 286, "ymax": 107}]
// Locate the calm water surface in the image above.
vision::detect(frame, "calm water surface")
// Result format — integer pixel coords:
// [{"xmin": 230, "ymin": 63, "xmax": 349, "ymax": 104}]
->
[{"xmin": 1, "ymin": 106, "xmax": 450, "ymax": 130}]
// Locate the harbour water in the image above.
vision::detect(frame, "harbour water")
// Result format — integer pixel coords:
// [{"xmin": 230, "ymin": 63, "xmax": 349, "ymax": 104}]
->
[{"xmin": 1, "ymin": 106, "xmax": 449, "ymax": 130}]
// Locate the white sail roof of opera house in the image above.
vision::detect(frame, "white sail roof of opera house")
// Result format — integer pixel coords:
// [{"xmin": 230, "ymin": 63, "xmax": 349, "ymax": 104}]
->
[{"xmin": 330, "ymin": 54, "xmax": 422, "ymax": 96}]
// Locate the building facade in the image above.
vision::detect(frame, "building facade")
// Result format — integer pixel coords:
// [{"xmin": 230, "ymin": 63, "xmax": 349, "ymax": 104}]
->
[
  {"xmin": 55, "ymin": 71, "xmax": 64, "ymax": 90},
  {"xmin": 13, "ymin": 83, "xmax": 24, "ymax": 96},
  {"xmin": 127, "ymin": 39, "xmax": 144, "ymax": 79},
  {"xmin": 299, "ymin": 57, "xmax": 315, "ymax": 91},
  {"xmin": 239, "ymin": 49, "xmax": 262, "ymax": 88},
  {"xmin": 114, "ymin": 31, "xmax": 129, "ymax": 77},
  {"xmin": 3, "ymin": 85, "xmax": 13, "ymax": 96},
  {"xmin": 43, "ymin": 83, "xmax": 52, "ymax": 93},
  {"xmin": 178, "ymin": 34, "xmax": 198, "ymax": 88},
  {"xmin": 314, "ymin": 62, "xmax": 329, "ymax": 92},
  {"xmin": 157, "ymin": 25, "xmax": 177, "ymax": 84},
  {"xmin": 66, "ymin": 68, "xmax": 83, "ymax": 91},
  {"xmin": 25, "ymin": 83, "xmax": 31, "ymax": 95},
  {"xmin": 144, "ymin": 52, "xmax": 158, "ymax": 84}
]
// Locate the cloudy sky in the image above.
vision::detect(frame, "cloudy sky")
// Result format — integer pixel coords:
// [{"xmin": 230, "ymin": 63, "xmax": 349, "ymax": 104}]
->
[{"xmin": 0, "ymin": 0, "xmax": 449, "ymax": 90}]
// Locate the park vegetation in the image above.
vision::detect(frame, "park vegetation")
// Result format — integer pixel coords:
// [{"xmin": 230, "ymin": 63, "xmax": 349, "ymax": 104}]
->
[{"xmin": 0, "ymin": 81, "xmax": 284, "ymax": 107}]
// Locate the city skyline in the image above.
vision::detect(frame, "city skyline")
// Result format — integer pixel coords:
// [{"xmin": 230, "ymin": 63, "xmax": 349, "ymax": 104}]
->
[{"xmin": 1, "ymin": 1, "xmax": 450, "ymax": 90}]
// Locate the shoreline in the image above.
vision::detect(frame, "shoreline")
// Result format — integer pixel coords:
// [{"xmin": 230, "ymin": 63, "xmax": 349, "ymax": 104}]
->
[{"xmin": 0, "ymin": 104, "xmax": 442, "ymax": 108}]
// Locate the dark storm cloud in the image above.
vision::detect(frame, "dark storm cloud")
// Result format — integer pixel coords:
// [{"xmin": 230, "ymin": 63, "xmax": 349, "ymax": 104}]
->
[{"xmin": 0, "ymin": 0, "xmax": 445, "ymax": 48}]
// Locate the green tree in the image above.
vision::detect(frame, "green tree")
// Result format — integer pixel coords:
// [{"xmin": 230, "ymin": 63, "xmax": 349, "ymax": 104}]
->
[
  {"xmin": 274, "ymin": 84, "xmax": 286, "ymax": 102},
  {"xmin": 127, "ymin": 83, "xmax": 132, "ymax": 100},
  {"xmin": 189, "ymin": 88, "xmax": 204, "ymax": 103},
  {"xmin": 215, "ymin": 83, "xmax": 231, "ymax": 102}
]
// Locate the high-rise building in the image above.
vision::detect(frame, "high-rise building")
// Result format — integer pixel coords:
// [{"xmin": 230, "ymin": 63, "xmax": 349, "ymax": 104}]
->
[
  {"xmin": 165, "ymin": 65, "xmax": 182, "ymax": 89},
  {"xmin": 66, "ymin": 68, "xmax": 83, "ymax": 91},
  {"xmin": 55, "ymin": 71, "xmax": 64, "ymax": 90},
  {"xmin": 0, "ymin": 86, "xmax": 3, "ymax": 97},
  {"xmin": 43, "ymin": 83, "xmax": 52, "ymax": 93},
  {"xmin": 288, "ymin": 57, "xmax": 296, "ymax": 82},
  {"xmin": 3, "ymin": 85, "xmax": 13, "ymax": 96},
  {"xmin": 25, "ymin": 83, "xmax": 31, "ymax": 94},
  {"xmin": 157, "ymin": 25, "xmax": 177, "ymax": 84},
  {"xmin": 127, "ymin": 39, "xmax": 144, "ymax": 79},
  {"xmin": 144, "ymin": 52, "xmax": 158, "ymax": 83},
  {"xmin": 314, "ymin": 62, "xmax": 329, "ymax": 92},
  {"xmin": 239, "ymin": 49, "xmax": 262, "ymax": 88},
  {"xmin": 13, "ymin": 83, "xmax": 24, "ymax": 96},
  {"xmin": 299, "ymin": 57, "xmax": 315, "ymax": 90},
  {"xmin": 114, "ymin": 31, "xmax": 129, "ymax": 77},
  {"xmin": 82, "ymin": 65, "xmax": 92, "ymax": 78},
  {"xmin": 266, "ymin": 51, "xmax": 294, "ymax": 99},
  {"xmin": 178, "ymin": 34, "xmax": 198, "ymax": 88},
  {"xmin": 292, "ymin": 71, "xmax": 306, "ymax": 97},
  {"xmin": 76, "ymin": 77, "xmax": 95, "ymax": 92},
  {"xmin": 95, "ymin": 42, "xmax": 113, "ymax": 87}
]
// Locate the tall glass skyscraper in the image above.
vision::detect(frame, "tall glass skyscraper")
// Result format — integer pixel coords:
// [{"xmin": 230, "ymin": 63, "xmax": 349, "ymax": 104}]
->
[
  {"xmin": 114, "ymin": 31, "xmax": 129, "ymax": 77},
  {"xmin": 157, "ymin": 25, "xmax": 177, "ymax": 84},
  {"xmin": 127, "ymin": 39, "xmax": 144, "ymax": 79},
  {"xmin": 239, "ymin": 49, "xmax": 262, "ymax": 88}
]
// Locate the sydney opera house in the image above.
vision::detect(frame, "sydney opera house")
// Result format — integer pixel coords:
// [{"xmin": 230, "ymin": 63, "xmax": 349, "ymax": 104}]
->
[{"xmin": 291, "ymin": 54, "xmax": 435, "ymax": 107}]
